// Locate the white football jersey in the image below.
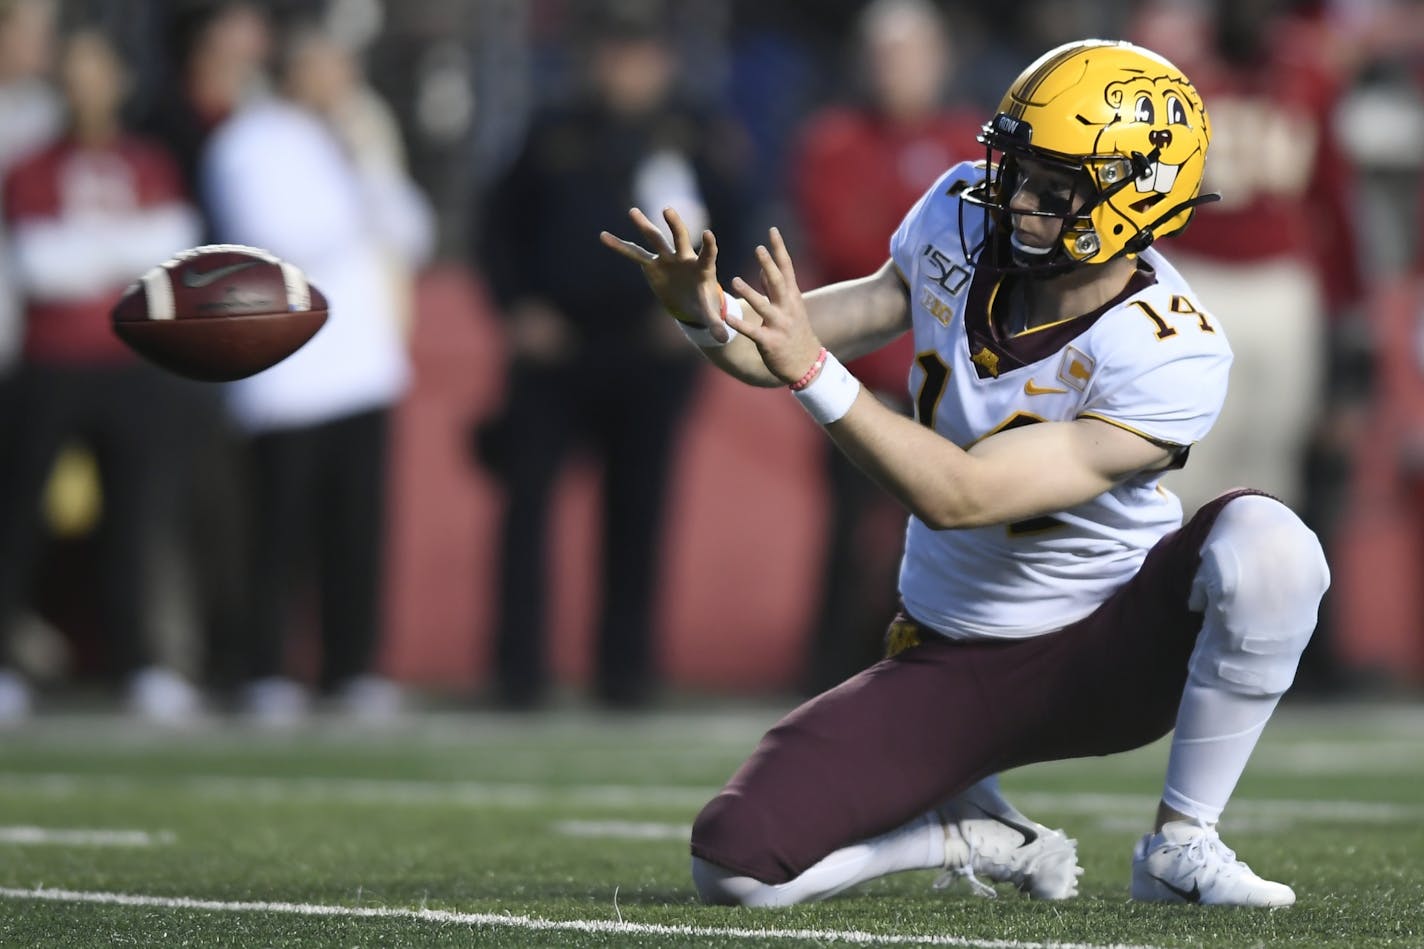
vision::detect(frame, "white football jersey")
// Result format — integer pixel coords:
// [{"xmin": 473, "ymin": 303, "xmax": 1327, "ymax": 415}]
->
[{"xmin": 890, "ymin": 162, "xmax": 1232, "ymax": 639}]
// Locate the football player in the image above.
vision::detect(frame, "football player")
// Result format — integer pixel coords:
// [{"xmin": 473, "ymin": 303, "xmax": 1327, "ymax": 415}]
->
[{"xmin": 602, "ymin": 40, "xmax": 1328, "ymax": 907}]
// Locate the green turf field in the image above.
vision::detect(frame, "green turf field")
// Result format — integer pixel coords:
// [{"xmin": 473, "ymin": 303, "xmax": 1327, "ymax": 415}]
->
[{"xmin": 0, "ymin": 699, "xmax": 1419, "ymax": 947}]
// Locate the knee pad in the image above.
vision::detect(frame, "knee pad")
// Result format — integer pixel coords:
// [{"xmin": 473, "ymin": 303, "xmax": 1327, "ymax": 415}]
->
[{"xmin": 1186, "ymin": 495, "xmax": 1331, "ymax": 697}]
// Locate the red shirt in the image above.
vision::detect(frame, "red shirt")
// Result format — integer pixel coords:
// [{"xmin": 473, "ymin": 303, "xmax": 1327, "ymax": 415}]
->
[
  {"xmin": 1159, "ymin": 26, "xmax": 1364, "ymax": 312},
  {"xmin": 791, "ymin": 106, "xmax": 984, "ymax": 394},
  {"xmin": 3, "ymin": 136, "xmax": 189, "ymax": 365}
]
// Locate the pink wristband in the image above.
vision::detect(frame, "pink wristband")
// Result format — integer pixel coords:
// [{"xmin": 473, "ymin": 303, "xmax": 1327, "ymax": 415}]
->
[
  {"xmin": 792, "ymin": 350, "xmax": 860, "ymax": 424},
  {"xmin": 789, "ymin": 347, "xmax": 829, "ymax": 391}
]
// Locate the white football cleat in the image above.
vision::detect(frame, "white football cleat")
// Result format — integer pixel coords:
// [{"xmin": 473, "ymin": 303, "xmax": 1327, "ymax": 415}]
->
[
  {"xmin": 936, "ymin": 781, "xmax": 1082, "ymax": 899},
  {"xmin": 335, "ymin": 675, "xmax": 403, "ymax": 722},
  {"xmin": 0, "ymin": 669, "xmax": 34, "ymax": 725},
  {"xmin": 242, "ymin": 676, "xmax": 311, "ymax": 727},
  {"xmin": 1131, "ymin": 819, "xmax": 1295, "ymax": 907},
  {"xmin": 126, "ymin": 666, "xmax": 204, "ymax": 724}
]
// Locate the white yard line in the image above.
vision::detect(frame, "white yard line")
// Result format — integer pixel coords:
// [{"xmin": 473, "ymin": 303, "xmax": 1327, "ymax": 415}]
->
[
  {"xmin": 0, "ymin": 771, "xmax": 1419, "ymax": 823},
  {"xmin": 554, "ymin": 819, "xmax": 693, "ymax": 840},
  {"xmin": 7, "ymin": 704, "xmax": 1424, "ymax": 749},
  {"xmin": 0, "ymin": 826, "xmax": 174, "ymax": 847},
  {"xmin": 550, "ymin": 810, "xmax": 1342, "ymax": 843},
  {"xmin": 0, "ymin": 885, "xmax": 1165, "ymax": 949},
  {"xmin": 5, "ymin": 769, "xmax": 1418, "ymax": 820},
  {"xmin": 1010, "ymin": 791, "xmax": 1424, "ymax": 823},
  {"xmin": 0, "ymin": 772, "xmax": 710, "ymax": 808}
]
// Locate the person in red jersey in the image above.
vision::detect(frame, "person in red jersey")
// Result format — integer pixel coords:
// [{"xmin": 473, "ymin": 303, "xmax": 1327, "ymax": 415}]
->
[
  {"xmin": 0, "ymin": 0, "xmax": 61, "ymax": 371},
  {"xmin": 0, "ymin": 28, "xmax": 203, "ymax": 722},
  {"xmin": 605, "ymin": 39, "xmax": 1328, "ymax": 908},
  {"xmin": 1133, "ymin": 0, "xmax": 1366, "ymax": 517},
  {"xmin": 789, "ymin": 0, "xmax": 986, "ymax": 692},
  {"xmin": 1133, "ymin": 0, "xmax": 1369, "ymax": 692}
]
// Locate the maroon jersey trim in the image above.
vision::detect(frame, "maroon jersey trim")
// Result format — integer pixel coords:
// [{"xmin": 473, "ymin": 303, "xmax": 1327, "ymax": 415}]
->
[{"xmin": 962, "ymin": 258, "xmax": 1158, "ymax": 380}]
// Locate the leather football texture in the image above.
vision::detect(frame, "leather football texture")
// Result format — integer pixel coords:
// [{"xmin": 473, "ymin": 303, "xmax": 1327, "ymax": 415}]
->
[{"xmin": 111, "ymin": 244, "xmax": 327, "ymax": 382}]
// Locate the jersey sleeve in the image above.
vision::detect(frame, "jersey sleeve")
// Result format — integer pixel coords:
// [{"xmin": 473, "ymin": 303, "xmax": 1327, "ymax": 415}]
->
[
  {"xmin": 889, "ymin": 161, "xmax": 982, "ymax": 287},
  {"xmin": 1078, "ymin": 295, "xmax": 1233, "ymax": 449}
]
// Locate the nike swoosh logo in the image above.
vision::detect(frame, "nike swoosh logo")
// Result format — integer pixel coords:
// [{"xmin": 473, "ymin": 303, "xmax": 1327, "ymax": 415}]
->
[
  {"xmin": 1024, "ymin": 379, "xmax": 1068, "ymax": 396},
  {"xmin": 966, "ymin": 802, "xmax": 1038, "ymax": 847},
  {"xmin": 180, "ymin": 260, "xmax": 260, "ymax": 288},
  {"xmin": 1151, "ymin": 874, "xmax": 1202, "ymax": 903}
]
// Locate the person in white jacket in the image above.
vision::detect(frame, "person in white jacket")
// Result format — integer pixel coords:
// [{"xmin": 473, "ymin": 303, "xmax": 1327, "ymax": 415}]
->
[{"xmin": 202, "ymin": 20, "xmax": 434, "ymax": 723}]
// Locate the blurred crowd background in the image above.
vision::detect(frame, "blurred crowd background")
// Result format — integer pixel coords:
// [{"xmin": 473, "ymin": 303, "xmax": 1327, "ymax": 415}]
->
[{"xmin": 3, "ymin": 0, "xmax": 1424, "ymax": 725}]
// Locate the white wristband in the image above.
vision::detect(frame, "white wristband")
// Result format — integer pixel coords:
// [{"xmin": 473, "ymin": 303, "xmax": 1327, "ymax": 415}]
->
[
  {"xmin": 793, "ymin": 351, "xmax": 860, "ymax": 425},
  {"xmin": 677, "ymin": 295, "xmax": 741, "ymax": 348}
]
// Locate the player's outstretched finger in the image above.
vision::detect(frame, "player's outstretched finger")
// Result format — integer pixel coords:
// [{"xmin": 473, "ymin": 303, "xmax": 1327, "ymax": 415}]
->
[
  {"xmin": 720, "ymin": 284, "xmax": 761, "ymax": 339},
  {"xmin": 664, "ymin": 207, "xmax": 693, "ymax": 256},
  {"xmin": 731, "ymin": 276, "xmax": 774, "ymax": 324},
  {"xmin": 756, "ymin": 245, "xmax": 784, "ymax": 300},
  {"xmin": 628, "ymin": 207, "xmax": 673, "ymax": 254},
  {"xmin": 599, "ymin": 231, "xmax": 657, "ymax": 264},
  {"xmin": 769, "ymin": 227, "xmax": 799, "ymax": 286},
  {"xmin": 698, "ymin": 229, "xmax": 718, "ymax": 270}
]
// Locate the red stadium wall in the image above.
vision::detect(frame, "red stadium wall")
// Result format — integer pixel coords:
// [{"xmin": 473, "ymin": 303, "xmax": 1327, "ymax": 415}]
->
[
  {"xmin": 1327, "ymin": 276, "xmax": 1424, "ymax": 684},
  {"xmin": 380, "ymin": 266, "xmax": 1424, "ymax": 693},
  {"xmin": 380, "ymin": 265, "xmax": 830, "ymax": 692}
]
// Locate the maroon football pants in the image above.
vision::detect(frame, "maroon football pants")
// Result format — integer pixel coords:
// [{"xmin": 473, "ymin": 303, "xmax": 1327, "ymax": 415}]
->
[{"xmin": 691, "ymin": 489, "xmax": 1262, "ymax": 884}]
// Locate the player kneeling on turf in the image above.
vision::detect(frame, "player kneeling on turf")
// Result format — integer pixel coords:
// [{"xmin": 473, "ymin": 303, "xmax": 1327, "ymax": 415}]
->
[{"xmin": 602, "ymin": 38, "xmax": 1325, "ymax": 908}]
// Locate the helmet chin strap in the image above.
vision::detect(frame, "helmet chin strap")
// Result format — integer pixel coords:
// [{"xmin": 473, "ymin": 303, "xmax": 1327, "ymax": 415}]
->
[{"xmin": 1120, "ymin": 191, "xmax": 1223, "ymax": 255}]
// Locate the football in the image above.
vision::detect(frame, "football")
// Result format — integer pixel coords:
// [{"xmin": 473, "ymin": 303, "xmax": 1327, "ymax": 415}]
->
[{"xmin": 111, "ymin": 244, "xmax": 328, "ymax": 382}]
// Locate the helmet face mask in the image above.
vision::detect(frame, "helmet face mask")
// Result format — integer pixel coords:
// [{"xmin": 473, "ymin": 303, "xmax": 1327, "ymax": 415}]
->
[
  {"xmin": 962, "ymin": 40, "xmax": 1217, "ymax": 275},
  {"xmin": 989, "ymin": 154, "xmax": 1099, "ymax": 273}
]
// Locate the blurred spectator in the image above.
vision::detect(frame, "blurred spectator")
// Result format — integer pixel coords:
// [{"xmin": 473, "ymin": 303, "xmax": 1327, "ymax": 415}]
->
[
  {"xmin": 1140, "ymin": 0, "xmax": 1366, "ymax": 518},
  {"xmin": 1137, "ymin": 0, "xmax": 1369, "ymax": 693},
  {"xmin": 202, "ymin": 18, "xmax": 434, "ymax": 724},
  {"xmin": 787, "ymin": 0, "xmax": 983, "ymax": 692},
  {"xmin": 475, "ymin": 2, "xmax": 751, "ymax": 709},
  {"xmin": 0, "ymin": 27, "xmax": 204, "ymax": 722},
  {"xmin": 0, "ymin": 0, "xmax": 61, "ymax": 371},
  {"xmin": 141, "ymin": 0, "xmax": 270, "ymax": 237},
  {"xmin": 132, "ymin": 0, "xmax": 274, "ymax": 701},
  {"xmin": 0, "ymin": 0, "xmax": 62, "ymax": 708},
  {"xmin": 288, "ymin": 11, "xmax": 422, "ymax": 339},
  {"xmin": 725, "ymin": 0, "xmax": 864, "ymax": 219}
]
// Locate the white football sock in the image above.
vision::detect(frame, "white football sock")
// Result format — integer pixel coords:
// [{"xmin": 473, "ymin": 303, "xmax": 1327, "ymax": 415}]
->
[
  {"xmin": 1162, "ymin": 495, "xmax": 1329, "ymax": 823},
  {"xmin": 692, "ymin": 811, "xmax": 943, "ymax": 906},
  {"xmin": 1162, "ymin": 681, "xmax": 1278, "ymax": 822}
]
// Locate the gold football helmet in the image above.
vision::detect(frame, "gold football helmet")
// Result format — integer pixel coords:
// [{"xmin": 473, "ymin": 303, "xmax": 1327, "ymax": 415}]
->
[{"xmin": 966, "ymin": 39, "xmax": 1217, "ymax": 271}]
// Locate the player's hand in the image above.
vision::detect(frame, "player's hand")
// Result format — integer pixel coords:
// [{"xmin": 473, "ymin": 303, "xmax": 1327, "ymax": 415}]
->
[
  {"xmin": 728, "ymin": 227, "xmax": 822, "ymax": 384},
  {"xmin": 600, "ymin": 207, "xmax": 732, "ymax": 343}
]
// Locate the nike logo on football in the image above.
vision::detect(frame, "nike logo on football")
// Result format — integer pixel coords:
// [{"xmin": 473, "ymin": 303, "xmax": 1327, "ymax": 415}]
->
[
  {"xmin": 1024, "ymin": 379, "xmax": 1068, "ymax": 396},
  {"xmin": 181, "ymin": 260, "xmax": 260, "ymax": 288},
  {"xmin": 1151, "ymin": 874, "xmax": 1202, "ymax": 903}
]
